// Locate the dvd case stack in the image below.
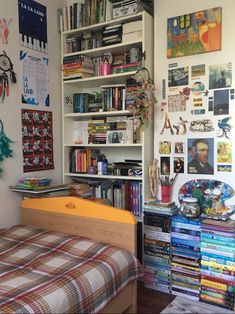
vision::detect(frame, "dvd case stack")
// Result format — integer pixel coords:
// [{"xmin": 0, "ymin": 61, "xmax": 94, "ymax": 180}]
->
[
  {"xmin": 171, "ymin": 215, "xmax": 201, "ymax": 301},
  {"xmin": 143, "ymin": 210, "xmax": 172, "ymax": 293},
  {"xmin": 200, "ymin": 218, "xmax": 235, "ymax": 311}
]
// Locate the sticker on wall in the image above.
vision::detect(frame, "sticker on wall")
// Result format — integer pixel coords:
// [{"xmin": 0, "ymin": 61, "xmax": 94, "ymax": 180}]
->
[
  {"xmin": 20, "ymin": 50, "xmax": 49, "ymax": 106},
  {"xmin": 217, "ymin": 165, "xmax": 232, "ymax": 172},
  {"xmin": 160, "ymin": 156, "xmax": 170, "ymax": 175},
  {"xmin": 174, "ymin": 157, "xmax": 184, "ymax": 173},
  {"xmin": 187, "ymin": 138, "xmax": 214, "ymax": 175},
  {"xmin": 230, "ymin": 88, "xmax": 234, "ymax": 100},
  {"xmin": 0, "ymin": 119, "xmax": 14, "ymax": 174},
  {"xmin": 159, "ymin": 141, "xmax": 171, "ymax": 154},
  {"xmin": 162, "ymin": 79, "xmax": 166, "ymax": 100},
  {"xmin": 21, "ymin": 109, "xmax": 54, "ymax": 172},
  {"xmin": 168, "ymin": 67, "xmax": 189, "ymax": 87},
  {"xmin": 191, "ymin": 109, "xmax": 205, "ymax": 115},
  {"xmin": 173, "ymin": 117, "xmax": 188, "ymax": 135},
  {"xmin": 217, "ymin": 142, "xmax": 232, "ymax": 163},
  {"xmin": 191, "ymin": 81, "xmax": 205, "ymax": 95},
  {"xmin": 203, "ymin": 89, "xmax": 209, "ymax": 96},
  {"xmin": 191, "ymin": 64, "xmax": 205, "ymax": 78},
  {"xmin": 217, "ymin": 117, "xmax": 232, "ymax": 139},
  {"xmin": 179, "ymin": 86, "xmax": 191, "ymax": 101},
  {"xmin": 0, "ymin": 18, "xmax": 12, "ymax": 44},
  {"xmin": 209, "ymin": 62, "xmax": 232, "ymax": 90},
  {"xmin": 168, "ymin": 94, "xmax": 186, "ymax": 112},
  {"xmin": 160, "ymin": 112, "xmax": 174, "ymax": 135},
  {"xmin": 214, "ymin": 89, "xmax": 229, "ymax": 115},
  {"xmin": 174, "ymin": 142, "xmax": 184, "ymax": 154},
  {"xmin": 193, "ymin": 98, "xmax": 203, "ymax": 107},
  {"xmin": 0, "ymin": 50, "xmax": 17, "ymax": 103},
  {"xmin": 167, "ymin": 7, "xmax": 222, "ymax": 58},
  {"xmin": 18, "ymin": 0, "xmax": 48, "ymax": 53},
  {"xmin": 189, "ymin": 119, "xmax": 214, "ymax": 132},
  {"xmin": 169, "ymin": 63, "xmax": 178, "ymax": 68}
]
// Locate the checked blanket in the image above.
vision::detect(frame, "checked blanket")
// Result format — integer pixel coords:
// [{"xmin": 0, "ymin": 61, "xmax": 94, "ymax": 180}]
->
[{"xmin": 0, "ymin": 225, "xmax": 142, "ymax": 313}]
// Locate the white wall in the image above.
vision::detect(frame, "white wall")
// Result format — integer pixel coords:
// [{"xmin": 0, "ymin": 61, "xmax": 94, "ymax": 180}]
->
[
  {"xmin": 154, "ymin": 0, "xmax": 235, "ymax": 203},
  {"xmin": 0, "ymin": 0, "xmax": 66, "ymax": 227}
]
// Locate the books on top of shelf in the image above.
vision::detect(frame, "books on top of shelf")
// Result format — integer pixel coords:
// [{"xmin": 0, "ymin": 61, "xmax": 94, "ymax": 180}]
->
[{"xmin": 144, "ymin": 199, "xmax": 178, "ymax": 215}]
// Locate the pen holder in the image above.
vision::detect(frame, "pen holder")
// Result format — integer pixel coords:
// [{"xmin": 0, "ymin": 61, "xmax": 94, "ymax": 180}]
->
[
  {"xmin": 161, "ymin": 185, "xmax": 172, "ymax": 203},
  {"xmin": 100, "ymin": 63, "xmax": 111, "ymax": 76}
]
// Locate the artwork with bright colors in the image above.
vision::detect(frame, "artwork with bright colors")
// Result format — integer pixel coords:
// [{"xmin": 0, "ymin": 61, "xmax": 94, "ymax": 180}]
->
[{"xmin": 167, "ymin": 7, "xmax": 222, "ymax": 58}]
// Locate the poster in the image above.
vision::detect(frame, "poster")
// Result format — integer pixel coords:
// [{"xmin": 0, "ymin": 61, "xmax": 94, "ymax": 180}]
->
[
  {"xmin": 187, "ymin": 138, "xmax": 214, "ymax": 175},
  {"xmin": 20, "ymin": 50, "xmax": 49, "ymax": 106},
  {"xmin": 18, "ymin": 0, "xmax": 48, "ymax": 53},
  {"xmin": 22, "ymin": 109, "xmax": 54, "ymax": 172},
  {"xmin": 167, "ymin": 7, "xmax": 222, "ymax": 58}
]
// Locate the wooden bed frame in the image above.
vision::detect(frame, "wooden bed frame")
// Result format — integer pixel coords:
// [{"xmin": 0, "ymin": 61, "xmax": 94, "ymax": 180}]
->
[{"xmin": 21, "ymin": 196, "xmax": 138, "ymax": 313}]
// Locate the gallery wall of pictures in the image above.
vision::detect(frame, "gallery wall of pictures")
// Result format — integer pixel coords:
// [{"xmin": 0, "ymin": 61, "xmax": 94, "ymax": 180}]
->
[{"xmin": 154, "ymin": 3, "xmax": 235, "ymax": 202}]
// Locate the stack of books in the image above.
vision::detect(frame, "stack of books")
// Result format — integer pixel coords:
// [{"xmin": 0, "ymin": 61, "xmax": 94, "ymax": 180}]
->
[
  {"xmin": 171, "ymin": 215, "xmax": 201, "ymax": 301},
  {"xmin": 144, "ymin": 200, "xmax": 178, "ymax": 216},
  {"xmin": 122, "ymin": 19, "xmax": 142, "ymax": 43},
  {"xmin": 200, "ymin": 218, "xmax": 235, "ymax": 310},
  {"xmin": 143, "ymin": 211, "xmax": 172, "ymax": 293},
  {"xmin": 62, "ymin": 55, "xmax": 94, "ymax": 80},
  {"xmin": 112, "ymin": 160, "xmax": 142, "ymax": 176},
  {"xmin": 102, "ymin": 24, "xmax": 122, "ymax": 46}
]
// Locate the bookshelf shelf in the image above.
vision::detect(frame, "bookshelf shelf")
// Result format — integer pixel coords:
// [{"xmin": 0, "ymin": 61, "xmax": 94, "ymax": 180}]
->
[
  {"xmin": 61, "ymin": 10, "xmax": 154, "ymax": 221},
  {"xmin": 64, "ymin": 172, "xmax": 142, "ymax": 181}
]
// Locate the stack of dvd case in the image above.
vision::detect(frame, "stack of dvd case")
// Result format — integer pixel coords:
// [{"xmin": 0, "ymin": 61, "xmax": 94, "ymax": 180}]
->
[
  {"xmin": 200, "ymin": 218, "xmax": 235, "ymax": 310},
  {"xmin": 143, "ymin": 210, "xmax": 172, "ymax": 293},
  {"xmin": 171, "ymin": 214, "xmax": 201, "ymax": 301}
]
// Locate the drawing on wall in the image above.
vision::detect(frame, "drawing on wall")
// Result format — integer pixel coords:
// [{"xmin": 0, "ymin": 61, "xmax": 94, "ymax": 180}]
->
[
  {"xmin": 174, "ymin": 142, "xmax": 184, "ymax": 154},
  {"xmin": 174, "ymin": 157, "xmax": 184, "ymax": 173},
  {"xmin": 18, "ymin": 0, "xmax": 48, "ymax": 53},
  {"xmin": 168, "ymin": 67, "xmax": 189, "ymax": 87},
  {"xmin": 209, "ymin": 63, "xmax": 232, "ymax": 89},
  {"xmin": 0, "ymin": 50, "xmax": 17, "ymax": 103},
  {"xmin": 0, "ymin": 18, "xmax": 12, "ymax": 44},
  {"xmin": 20, "ymin": 50, "xmax": 49, "ymax": 106},
  {"xmin": 191, "ymin": 64, "xmax": 205, "ymax": 77},
  {"xmin": 167, "ymin": 7, "xmax": 222, "ymax": 58},
  {"xmin": 21, "ymin": 109, "xmax": 54, "ymax": 172},
  {"xmin": 189, "ymin": 119, "xmax": 214, "ymax": 132},
  {"xmin": 217, "ymin": 142, "xmax": 232, "ymax": 163},
  {"xmin": 187, "ymin": 138, "xmax": 214, "ymax": 175},
  {"xmin": 159, "ymin": 141, "xmax": 171, "ymax": 154},
  {"xmin": 160, "ymin": 156, "xmax": 170, "ymax": 175},
  {"xmin": 217, "ymin": 117, "xmax": 232, "ymax": 139},
  {"xmin": 214, "ymin": 89, "xmax": 229, "ymax": 115}
]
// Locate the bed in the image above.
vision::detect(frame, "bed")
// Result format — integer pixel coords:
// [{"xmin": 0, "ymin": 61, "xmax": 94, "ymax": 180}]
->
[{"xmin": 0, "ymin": 196, "xmax": 143, "ymax": 313}]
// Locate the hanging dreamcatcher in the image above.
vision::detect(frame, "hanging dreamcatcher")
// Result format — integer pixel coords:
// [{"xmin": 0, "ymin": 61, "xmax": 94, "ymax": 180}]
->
[
  {"xmin": 0, "ymin": 50, "xmax": 17, "ymax": 102},
  {"xmin": 0, "ymin": 119, "xmax": 14, "ymax": 173}
]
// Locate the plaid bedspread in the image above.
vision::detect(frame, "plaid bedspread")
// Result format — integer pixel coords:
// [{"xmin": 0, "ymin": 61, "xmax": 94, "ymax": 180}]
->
[{"xmin": 0, "ymin": 225, "xmax": 142, "ymax": 313}]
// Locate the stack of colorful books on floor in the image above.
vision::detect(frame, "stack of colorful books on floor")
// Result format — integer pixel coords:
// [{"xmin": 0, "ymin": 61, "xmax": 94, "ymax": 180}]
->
[
  {"xmin": 143, "ymin": 203, "xmax": 174, "ymax": 293},
  {"xmin": 200, "ymin": 218, "xmax": 235, "ymax": 311},
  {"xmin": 16, "ymin": 177, "xmax": 52, "ymax": 189},
  {"xmin": 171, "ymin": 214, "xmax": 201, "ymax": 301}
]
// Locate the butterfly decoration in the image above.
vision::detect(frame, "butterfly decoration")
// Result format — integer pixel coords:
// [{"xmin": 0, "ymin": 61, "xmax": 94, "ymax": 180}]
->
[
  {"xmin": 0, "ymin": 50, "xmax": 17, "ymax": 103},
  {"xmin": 0, "ymin": 119, "xmax": 14, "ymax": 174}
]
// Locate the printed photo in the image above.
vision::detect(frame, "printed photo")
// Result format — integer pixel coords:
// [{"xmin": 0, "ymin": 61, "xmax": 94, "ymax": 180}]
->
[
  {"xmin": 209, "ymin": 63, "xmax": 232, "ymax": 89},
  {"xmin": 174, "ymin": 142, "xmax": 184, "ymax": 154},
  {"xmin": 214, "ymin": 89, "xmax": 229, "ymax": 115},
  {"xmin": 168, "ymin": 67, "xmax": 189, "ymax": 87},
  {"xmin": 159, "ymin": 141, "xmax": 171, "ymax": 154},
  {"xmin": 106, "ymin": 130, "xmax": 125, "ymax": 144},
  {"xmin": 191, "ymin": 64, "xmax": 205, "ymax": 78},
  {"xmin": 217, "ymin": 142, "xmax": 232, "ymax": 163},
  {"xmin": 160, "ymin": 156, "xmax": 170, "ymax": 175},
  {"xmin": 174, "ymin": 157, "xmax": 184, "ymax": 173},
  {"xmin": 188, "ymin": 138, "xmax": 214, "ymax": 175}
]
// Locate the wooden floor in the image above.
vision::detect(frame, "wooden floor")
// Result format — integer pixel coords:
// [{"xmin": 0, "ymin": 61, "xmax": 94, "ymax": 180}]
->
[{"xmin": 137, "ymin": 281, "xmax": 175, "ymax": 314}]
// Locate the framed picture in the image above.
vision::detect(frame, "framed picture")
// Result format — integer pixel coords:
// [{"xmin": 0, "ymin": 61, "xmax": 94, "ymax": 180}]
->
[{"xmin": 106, "ymin": 130, "xmax": 125, "ymax": 144}]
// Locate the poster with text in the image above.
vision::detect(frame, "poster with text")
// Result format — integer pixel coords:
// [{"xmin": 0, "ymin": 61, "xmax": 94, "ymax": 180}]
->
[
  {"xmin": 22, "ymin": 109, "xmax": 54, "ymax": 172},
  {"xmin": 20, "ymin": 50, "xmax": 49, "ymax": 106},
  {"xmin": 18, "ymin": 0, "xmax": 48, "ymax": 53}
]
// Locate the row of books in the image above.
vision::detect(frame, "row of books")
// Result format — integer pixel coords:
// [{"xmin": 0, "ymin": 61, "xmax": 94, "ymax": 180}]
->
[
  {"xmin": 144, "ymin": 211, "xmax": 172, "ymax": 293},
  {"xmin": 200, "ymin": 218, "xmax": 235, "ymax": 310},
  {"xmin": 73, "ymin": 116, "xmax": 141, "ymax": 145}
]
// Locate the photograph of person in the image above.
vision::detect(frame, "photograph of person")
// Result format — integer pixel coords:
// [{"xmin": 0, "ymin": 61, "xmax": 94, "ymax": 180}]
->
[
  {"xmin": 160, "ymin": 156, "xmax": 170, "ymax": 175},
  {"xmin": 107, "ymin": 131, "xmax": 125, "ymax": 144},
  {"xmin": 188, "ymin": 138, "xmax": 214, "ymax": 174}
]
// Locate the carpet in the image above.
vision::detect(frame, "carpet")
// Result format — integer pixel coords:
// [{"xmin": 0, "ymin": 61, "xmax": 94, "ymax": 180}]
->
[{"xmin": 160, "ymin": 296, "xmax": 234, "ymax": 313}]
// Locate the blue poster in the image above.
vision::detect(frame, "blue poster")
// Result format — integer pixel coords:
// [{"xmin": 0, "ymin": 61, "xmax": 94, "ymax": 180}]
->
[{"xmin": 18, "ymin": 0, "xmax": 48, "ymax": 53}]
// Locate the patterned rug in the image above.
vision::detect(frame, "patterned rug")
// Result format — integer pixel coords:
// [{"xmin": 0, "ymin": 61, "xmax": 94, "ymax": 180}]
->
[{"xmin": 161, "ymin": 296, "xmax": 234, "ymax": 313}]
